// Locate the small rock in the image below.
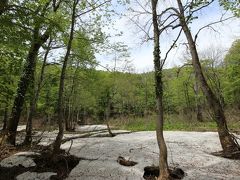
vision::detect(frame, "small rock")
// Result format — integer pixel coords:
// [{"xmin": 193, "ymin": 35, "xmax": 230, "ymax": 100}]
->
[
  {"xmin": 16, "ymin": 172, "xmax": 57, "ymax": 180},
  {"xmin": 0, "ymin": 152, "xmax": 37, "ymax": 168}
]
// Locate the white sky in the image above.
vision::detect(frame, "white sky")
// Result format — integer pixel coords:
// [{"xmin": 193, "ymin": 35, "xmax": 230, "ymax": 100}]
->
[{"xmin": 96, "ymin": 0, "xmax": 240, "ymax": 73}]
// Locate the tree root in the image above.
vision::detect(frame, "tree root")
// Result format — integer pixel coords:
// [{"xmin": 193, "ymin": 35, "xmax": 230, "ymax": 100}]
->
[
  {"xmin": 143, "ymin": 166, "xmax": 184, "ymax": 180},
  {"xmin": 212, "ymin": 150, "xmax": 240, "ymax": 160}
]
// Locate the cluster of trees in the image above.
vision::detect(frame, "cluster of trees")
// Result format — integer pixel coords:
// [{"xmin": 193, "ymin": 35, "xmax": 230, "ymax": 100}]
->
[
  {"xmin": 0, "ymin": 0, "xmax": 239, "ymax": 179},
  {"xmin": 148, "ymin": 0, "xmax": 240, "ymax": 178},
  {"xmin": 2, "ymin": 38, "xmax": 240, "ymax": 127},
  {"xmin": 0, "ymin": 0, "xmax": 129, "ymax": 153},
  {"xmin": 128, "ymin": 0, "xmax": 240, "ymax": 179}
]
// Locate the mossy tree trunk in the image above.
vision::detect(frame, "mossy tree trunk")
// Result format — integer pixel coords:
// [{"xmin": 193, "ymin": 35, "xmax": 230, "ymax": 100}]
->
[
  {"xmin": 6, "ymin": 26, "xmax": 49, "ymax": 145},
  {"xmin": 24, "ymin": 39, "xmax": 52, "ymax": 145},
  {"xmin": 151, "ymin": 0, "xmax": 170, "ymax": 179}
]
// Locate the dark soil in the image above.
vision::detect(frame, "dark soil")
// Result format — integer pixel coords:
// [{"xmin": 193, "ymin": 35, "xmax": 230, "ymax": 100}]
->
[
  {"xmin": 143, "ymin": 166, "xmax": 185, "ymax": 180},
  {"xmin": 33, "ymin": 152, "xmax": 80, "ymax": 179},
  {"xmin": 0, "ymin": 151, "xmax": 80, "ymax": 180},
  {"xmin": 0, "ymin": 165, "xmax": 33, "ymax": 180}
]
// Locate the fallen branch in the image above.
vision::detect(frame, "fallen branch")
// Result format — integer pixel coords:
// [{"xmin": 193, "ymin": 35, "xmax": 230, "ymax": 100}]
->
[{"xmin": 117, "ymin": 156, "xmax": 138, "ymax": 166}]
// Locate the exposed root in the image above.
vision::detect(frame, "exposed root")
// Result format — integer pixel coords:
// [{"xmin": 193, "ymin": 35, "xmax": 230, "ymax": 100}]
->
[
  {"xmin": 212, "ymin": 150, "xmax": 240, "ymax": 160},
  {"xmin": 0, "ymin": 150, "xmax": 80, "ymax": 180},
  {"xmin": 143, "ymin": 166, "xmax": 184, "ymax": 180}
]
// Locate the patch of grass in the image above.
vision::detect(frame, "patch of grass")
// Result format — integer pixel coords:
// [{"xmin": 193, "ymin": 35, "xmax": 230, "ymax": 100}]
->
[{"xmin": 110, "ymin": 115, "xmax": 240, "ymax": 132}]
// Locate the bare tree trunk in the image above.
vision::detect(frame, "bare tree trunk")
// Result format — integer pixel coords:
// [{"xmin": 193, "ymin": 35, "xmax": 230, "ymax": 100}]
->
[
  {"xmin": 2, "ymin": 103, "xmax": 8, "ymax": 130},
  {"xmin": 53, "ymin": 0, "xmax": 79, "ymax": 154},
  {"xmin": 143, "ymin": 75, "xmax": 149, "ymax": 117},
  {"xmin": 65, "ymin": 61, "xmax": 80, "ymax": 131},
  {"xmin": 183, "ymin": 81, "xmax": 192, "ymax": 119},
  {"xmin": 105, "ymin": 97, "xmax": 115, "ymax": 137},
  {"xmin": 23, "ymin": 39, "xmax": 52, "ymax": 145},
  {"xmin": 176, "ymin": 0, "xmax": 239, "ymax": 153},
  {"xmin": 193, "ymin": 78, "xmax": 203, "ymax": 122},
  {"xmin": 44, "ymin": 84, "xmax": 51, "ymax": 125},
  {"xmin": 24, "ymin": 101, "xmax": 34, "ymax": 144},
  {"xmin": 76, "ymin": 109, "xmax": 79, "ymax": 122},
  {"xmin": 65, "ymin": 100, "xmax": 71, "ymax": 131},
  {"xmin": 151, "ymin": 0, "xmax": 170, "ymax": 179}
]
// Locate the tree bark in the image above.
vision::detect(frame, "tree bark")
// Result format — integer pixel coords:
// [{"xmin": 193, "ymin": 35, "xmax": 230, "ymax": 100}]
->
[
  {"xmin": 2, "ymin": 103, "xmax": 8, "ymax": 130},
  {"xmin": 5, "ymin": 0, "xmax": 62, "ymax": 145},
  {"xmin": 23, "ymin": 39, "xmax": 52, "ymax": 145},
  {"xmin": 105, "ymin": 96, "xmax": 115, "ymax": 137},
  {"xmin": 183, "ymin": 81, "xmax": 192, "ymax": 118},
  {"xmin": 151, "ymin": 0, "xmax": 170, "ymax": 179},
  {"xmin": 6, "ymin": 26, "xmax": 50, "ymax": 145},
  {"xmin": 65, "ymin": 100, "xmax": 71, "ymax": 131},
  {"xmin": 65, "ymin": 61, "xmax": 80, "ymax": 131},
  {"xmin": 193, "ymin": 77, "xmax": 203, "ymax": 122},
  {"xmin": 53, "ymin": 0, "xmax": 79, "ymax": 154},
  {"xmin": 176, "ymin": 0, "xmax": 239, "ymax": 153}
]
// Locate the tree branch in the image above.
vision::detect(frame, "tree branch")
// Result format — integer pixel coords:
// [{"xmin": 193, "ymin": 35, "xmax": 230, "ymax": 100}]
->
[
  {"xmin": 75, "ymin": 0, "xmax": 111, "ymax": 18},
  {"xmin": 194, "ymin": 15, "xmax": 235, "ymax": 42},
  {"xmin": 176, "ymin": 63, "xmax": 193, "ymax": 77},
  {"xmin": 160, "ymin": 28, "xmax": 183, "ymax": 68}
]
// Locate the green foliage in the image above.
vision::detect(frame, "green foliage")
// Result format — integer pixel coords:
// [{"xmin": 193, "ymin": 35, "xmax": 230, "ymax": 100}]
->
[
  {"xmin": 0, "ymin": 21, "xmax": 26, "ymax": 105},
  {"xmin": 219, "ymin": 0, "xmax": 240, "ymax": 17},
  {"xmin": 224, "ymin": 39, "xmax": 240, "ymax": 106},
  {"xmin": 0, "ymin": 0, "xmax": 239, "ymax": 132},
  {"xmin": 113, "ymin": 114, "xmax": 240, "ymax": 131},
  {"xmin": 111, "ymin": 115, "xmax": 219, "ymax": 131}
]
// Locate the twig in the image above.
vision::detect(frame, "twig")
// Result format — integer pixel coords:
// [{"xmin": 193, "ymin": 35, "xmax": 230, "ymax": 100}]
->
[
  {"xmin": 160, "ymin": 28, "xmax": 183, "ymax": 68},
  {"xmin": 194, "ymin": 16, "xmax": 235, "ymax": 42},
  {"xmin": 176, "ymin": 63, "xmax": 193, "ymax": 77},
  {"xmin": 67, "ymin": 139, "xmax": 73, "ymax": 154}
]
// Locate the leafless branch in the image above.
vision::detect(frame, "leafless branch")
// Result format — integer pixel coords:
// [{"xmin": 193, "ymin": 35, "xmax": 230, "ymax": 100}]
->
[
  {"xmin": 194, "ymin": 16, "xmax": 235, "ymax": 42},
  {"xmin": 95, "ymin": 61, "xmax": 111, "ymax": 72},
  {"xmin": 128, "ymin": 17, "xmax": 153, "ymax": 42},
  {"xmin": 190, "ymin": 0, "xmax": 214, "ymax": 15},
  {"xmin": 159, "ymin": 13, "xmax": 178, "ymax": 27},
  {"xmin": 67, "ymin": 139, "xmax": 73, "ymax": 154},
  {"xmin": 157, "ymin": 7, "xmax": 180, "ymax": 18},
  {"xmin": 75, "ymin": 0, "xmax": 111, "ymax": 18},
  {"xmin": 159, "ymin": 17, "xmax": 179, "ymax": 34},
  {"xmin": 176, "ymin": 63, "xmax": 193, "ymax": 77},
  {"xmin": 161, "ymin": 28, "xmax": 183, "ymax": 68},
  {"xmin": 135, "ymin": 0, "xmax": 152, "ymax": 14}
]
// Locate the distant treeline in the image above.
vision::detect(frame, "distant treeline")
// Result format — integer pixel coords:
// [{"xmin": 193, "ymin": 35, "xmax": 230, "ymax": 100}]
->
[{"xmin": 1, "ymin": 40, "xmax": 239, "ymax": 127}]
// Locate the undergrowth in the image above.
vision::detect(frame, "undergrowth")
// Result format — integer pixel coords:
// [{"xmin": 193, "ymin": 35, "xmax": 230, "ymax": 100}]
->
[{"xmin": 109, "ymin": 114, "xmax": 240, "ymax": 132}]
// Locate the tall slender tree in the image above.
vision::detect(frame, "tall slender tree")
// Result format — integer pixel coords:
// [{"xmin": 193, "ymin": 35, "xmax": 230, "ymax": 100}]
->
[
  {"xmin": 24, "ymin": 39, "xmax": 53, "ymax": 145},
  {"xmin": 53, "ymin": 0, "xmax": 79, "ymax": 153},
  {"xmin": 5, "ymin": 0, "xmax": 63, "ymax": 145},
  {"xmin": 151, "ymin": 0, "xmax": 170, "ymax": 178},
  {"xmin": 175, "ymin": 0, "xmax": 240, "ymax": 153}
]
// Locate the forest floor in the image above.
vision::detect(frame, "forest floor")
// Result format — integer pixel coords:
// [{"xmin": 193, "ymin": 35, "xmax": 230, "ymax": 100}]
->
[{"xmin": 0, "ymin": 125, "xmax": 240, "ymax": 179}]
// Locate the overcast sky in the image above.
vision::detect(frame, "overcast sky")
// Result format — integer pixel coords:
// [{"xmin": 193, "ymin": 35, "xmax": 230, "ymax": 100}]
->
[{"xmin": 96, "ymin": 0, "xmax": 240, "ymax": 73}]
